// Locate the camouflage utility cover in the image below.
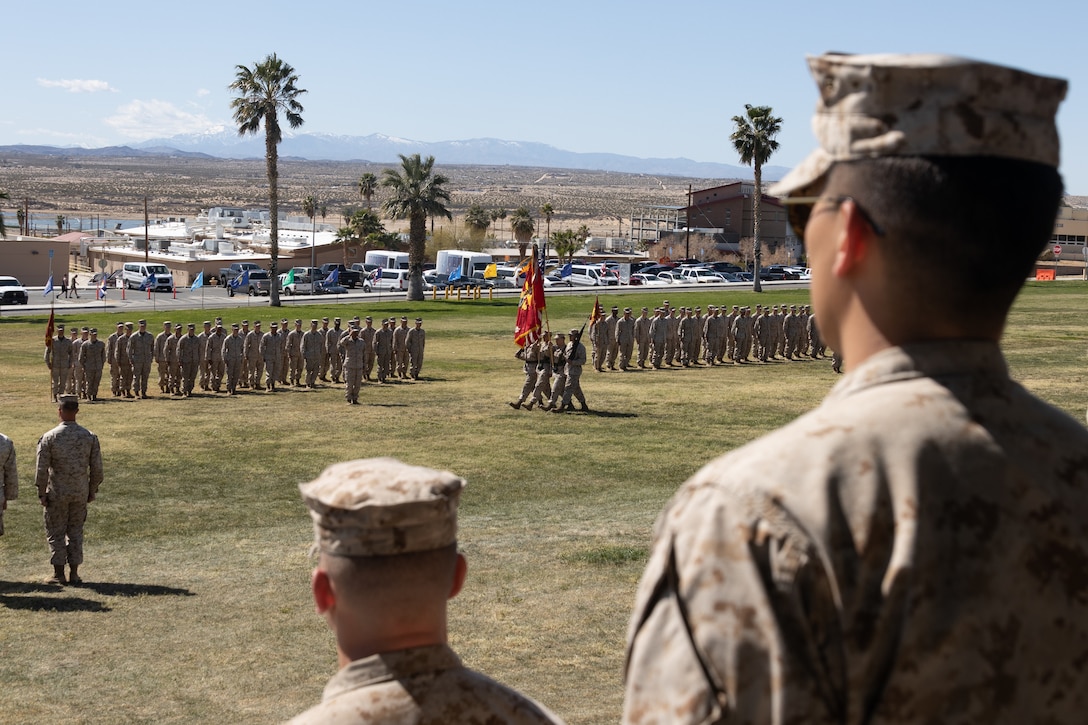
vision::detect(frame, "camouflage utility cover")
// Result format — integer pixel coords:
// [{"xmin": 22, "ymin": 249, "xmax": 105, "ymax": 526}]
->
[
  {"xmin": 288, "ymin": 644, "xmax": 563, "ymax": 724},
  {"xmin": 771, "ymin": 53, "xmax": 1067, "ymax": 197},
  {"xmin": 624, "ymin": 341, "xmax": 1088, "ymax": 724}
]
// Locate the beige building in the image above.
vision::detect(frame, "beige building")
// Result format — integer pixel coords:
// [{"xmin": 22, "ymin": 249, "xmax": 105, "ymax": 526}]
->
[
  {"xmin": 0, "ymin": 237, "xmax": 73, "ymax": 285},
  {"xmin": 1051, "ymin": 205, "xmax": 1088, "ymax": 260}
]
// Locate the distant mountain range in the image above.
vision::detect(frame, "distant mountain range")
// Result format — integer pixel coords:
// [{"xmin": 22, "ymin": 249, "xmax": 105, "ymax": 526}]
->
[{"xmin": 0, "ymin": 130, "xmax": 790, "ymax": 181}]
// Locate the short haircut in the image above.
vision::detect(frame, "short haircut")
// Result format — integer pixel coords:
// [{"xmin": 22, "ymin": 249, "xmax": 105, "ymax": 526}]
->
[
  {"xmin": 828, "ymin": 155, "xmax": 1062, "ymax": 313},
  {"xmin": 323, "ymin": 543, "xmax": 458, "ymax": 604}
]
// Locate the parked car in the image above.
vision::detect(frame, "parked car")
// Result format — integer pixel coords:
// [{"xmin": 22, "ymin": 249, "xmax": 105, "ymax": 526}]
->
[
  {"xmin": 735, "ymin": 272, "xmax": 753, "ymax": 282},
  {"xmin": 314, "ymin": 279, "xmax": 348, "ymax": 295},
  {"xmin": 227, "ymin": 270, "xmax": 271, "ymax": 296},
  {"xmin": 422, "ymin": 271, "xmax": 448, "ymax": 290},
  {"xmin": 543, "ymin": 272, "xmax": 572, "ymax": 287},
  {"xmin": 678, "ymin": 268, "xmax": 727, "ymax": 284},
  {"xmin": 218, "ymin": 262, "xmax": 263, "ymax": 284},
  {"xmin": 705, "ymin": 261, "xmax": 744, "ymax": 275},
  {"xmin": 567, "ymin": 264, "xmax": 619, "ymax": 287},
  {"xmin": 0, "ymin": 276, "xmax": 29, "ymax": 304},
  {"xmin": 629, "ymin": 273, "xmax": 668, "ymax": 286},
  {"xmin": 279, "ymin": 272, "xmax": 313, "ymax": 295},
  {"xmin": 657, "ymin": 270, "xmax": 686, "ymax": 284},
  {"xmin": 319, "ymin": 263, "xmax": 362, "ymax": 288},
  {"xmin": 756, "ymin": 266, "xmax": 787, "ymax": 281},
  {"xmin": 122, "ymin": 262, "xmax": 174, "ymax": 291}
]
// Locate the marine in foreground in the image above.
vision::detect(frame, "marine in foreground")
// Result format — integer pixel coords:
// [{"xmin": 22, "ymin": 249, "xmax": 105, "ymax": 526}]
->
[
  {"xmin": 290, "ymin": 457, "xmax": 564, "ymax": 724},
  {"xmin": 624, "ymin": 52, "xmax": 1088, "ymax": 723}
]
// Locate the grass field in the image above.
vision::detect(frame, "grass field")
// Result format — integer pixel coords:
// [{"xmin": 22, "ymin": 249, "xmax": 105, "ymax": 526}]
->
[{"xmin": 0, "ymin": 283, "xmax": 1085, "ymax": 724}]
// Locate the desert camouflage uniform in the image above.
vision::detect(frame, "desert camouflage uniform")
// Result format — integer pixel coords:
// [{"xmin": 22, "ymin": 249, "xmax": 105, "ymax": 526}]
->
[
  {"xmin": 648, "ymin": 311, "xmax": 667, "ymax": 369},
  {"xmin": 117, "ymin": 330, "xmax": 135, "ymax": 396},
  {"xmin": 260, "ymin": 328, "xmax": 284, "ymax": 392},
  {"xmin": 326, "ymin": 323, "xmax": 345, "ymax": 383},
  {"xmin": 36, "ymin": 419, "xmax": 103, "ymax": 568},
  {"xmin": 393, "ymin": 320, "xmax": 410, "ymax": 379},
  {"xmin": 0, "ymin": 433, "xmax": 17, "ymax": 536},
  {"xmin": 164, "ymin": 330, "xmax": 182, "ymax": 395},
  {"xmin": 406, "ymin": 324, "xmax": 426, "ymax": 380},
  {"xmin": 222, "ymin": 330, "xmax": 245, "ymax": 395},
  {"xmin": 46, "ymin": 333, "xmax": 73, "ymax": 401},
  {"xmin": 616, "ymin": 313, "xmax": 635, "ymax": 370},
  {"xmin": 154, "ymin": 325, "xmax": 172, "ymax": 392},
  {"xmin": 79, "ymin": 337, "xmax": 106, "ymax": 400},
  {"xmin": 633, "ymin": 310, "xmax": 651, "ymax": 368},
  {"xmin": 197, "ymin": 326, "xmax": 213, "ymax": 390},
  {"xmin": 374, "ymin": 325, "xmax": 394, "ymax": 383},
  {"xmin": 128, "ymin": 329, "xmax": 155, "ymax": 397},
  {"xmin": 302, "ymin": 326, "xmax": 325, "ymax": 388},
  {"xmin": 106, "ymin": 327, "xmax": 124, "ymax": 396},
  {"xmin": 625, "ymin": 341, "xmax": 1088, "ymax": 724},
  {"xmin": 68, "ymin": 331, "xmax": 84, "ymax": 396},
  {"xmin": 338, "ymin": 333, "xmax": 367, "ymax": 404},
  {"xmin": 289, "ymin": 644, "xmax": 562, "ymax": 725},
  {"xmin": 665, "ymin": 310, "xmax": 681, "ymax": 366},
  {"xmin": 359, "ymin": 322, "xmax": 377, "ymax": 381},
  {"xmin": 206, "ymin": 327, "xmax": 226, "ymax": 392},
  {"xmin": 245, "ymin": 326, "xmax": 263, "ymax": 389},
  {"xmin": 286, "ymin": 324, "xmax": 304, "ymax": 386},
  {"xmin": 177, "ymin": 331, "xmax": 201, "ymax": 396},
  {"xmin": 559, "ymin": 337, "xmax": 587, "ymax": 411}
]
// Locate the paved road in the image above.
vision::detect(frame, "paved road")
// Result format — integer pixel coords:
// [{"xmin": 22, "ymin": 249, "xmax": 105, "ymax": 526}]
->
[{"xmin": 0, "ymin": 280, "xmax": 811, "ymax": 319}]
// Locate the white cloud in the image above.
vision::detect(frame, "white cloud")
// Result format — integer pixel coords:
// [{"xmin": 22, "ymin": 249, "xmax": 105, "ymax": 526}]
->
[
  {"xmin": 195, "ymin": 88, "xmax": 210, "ymax": 97},
  {"xmin": 37, "ymin": 78, "xmax": 117, "ymax": 93},
  {"xmin": 103, "ymin": 99, "xmax": 223, "ymax": 141}
]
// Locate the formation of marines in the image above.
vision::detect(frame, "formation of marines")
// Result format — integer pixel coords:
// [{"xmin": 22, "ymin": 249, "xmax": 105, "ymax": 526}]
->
[
  {"xmin": 45, "ymin": 315, "xmax": 426, "ymax": 402},
  {"xmin": 588, "ymin": 301, "xmax": 838, "ymax": 372}
]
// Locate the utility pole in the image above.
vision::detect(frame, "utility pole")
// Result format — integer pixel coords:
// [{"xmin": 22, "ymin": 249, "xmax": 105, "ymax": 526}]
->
[
  {"xmin": 144, "ymin": 197, "xmax": 150, "ymax": 263},
  {"xmin": 685, "ymin": 185, "xmax": 692, "ymax": 260}
]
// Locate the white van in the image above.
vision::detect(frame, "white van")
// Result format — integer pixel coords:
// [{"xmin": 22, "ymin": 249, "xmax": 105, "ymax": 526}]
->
[
  {"xmin": 122, "ymin": 262, "xmax": 174, "ymax": 291},
  {"xmin": 372, "ymin": 268, "xmax": 410, "ymax": 292},
  {"xmin": 568, "ymin": 264, "xmax": 619, "ymax": 287}
]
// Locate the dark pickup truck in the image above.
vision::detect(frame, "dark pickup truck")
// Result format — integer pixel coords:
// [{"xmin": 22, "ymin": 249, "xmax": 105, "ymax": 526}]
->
[
  {"xmin": 218, "ymin": 262, "xmax": 264, "ymax": 283},
  {"xmin": 318, "ymin": 263, "xmax": 362, "ymax": 289}
]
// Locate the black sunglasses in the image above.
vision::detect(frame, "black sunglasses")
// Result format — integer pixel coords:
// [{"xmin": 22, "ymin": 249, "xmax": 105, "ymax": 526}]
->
[{"xmin": 783, "ymin": 195, "xmax": 886, "ymax": 242}]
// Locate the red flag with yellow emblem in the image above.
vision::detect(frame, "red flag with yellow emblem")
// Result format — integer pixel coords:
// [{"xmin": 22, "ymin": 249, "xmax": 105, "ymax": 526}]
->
[{"xmin": 513, "ymin": 255, "xmax": 546, "ymax": 347}]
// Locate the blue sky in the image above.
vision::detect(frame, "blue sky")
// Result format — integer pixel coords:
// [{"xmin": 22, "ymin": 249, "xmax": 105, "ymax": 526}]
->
[{"xmin": 5, "ymin": 0, "xmax": 1086, "ymax": 193}]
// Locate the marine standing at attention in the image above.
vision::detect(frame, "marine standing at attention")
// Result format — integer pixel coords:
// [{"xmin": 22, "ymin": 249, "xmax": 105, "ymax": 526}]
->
[
  {"xmin": 624, "ymin": 52, "xmax": 1088, "ymax": 723},
  {"xmin": 289, "ymin": 457, "xmax": 564, "ymax": 724},
  {"xmin": 0, "ymin": 430, "xmax": 17, "ymax": 538},
  {"xmin": 36, "ymin": 395, "xmax": 103, "ymax": 585}
]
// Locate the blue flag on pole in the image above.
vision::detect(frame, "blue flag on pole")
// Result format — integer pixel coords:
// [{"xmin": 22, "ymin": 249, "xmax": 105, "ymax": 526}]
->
[
  {"xmin": 140, "ymin": 274, "xmax": 156, "ymax": 291},
  {"xmin": 230, "ymin": 270, "xmax": 249, "ymax": 290},
  {"xmin": 324, "ymin": 268, "xmax": 339, "ymax": 286},
  {"xmin": 191, "ymin": 270, "xmax": 204, "ymax": 291},
  {"xmin": 43, "ymin": 275, "xmax": 54, "ymax": 297},
  {"xmin": 559, "ymin": 263, "xmax": 573, "ymax": 279},
  {"xmin": 447, "ymin": 266, "xmax": 462, "ymax": 282}
]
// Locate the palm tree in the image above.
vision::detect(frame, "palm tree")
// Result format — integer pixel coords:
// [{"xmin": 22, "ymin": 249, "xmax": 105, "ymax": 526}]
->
[
  {"xmin": 358, "ymin": 172, "xmax": 378, "ymax": 209},
  {"xmin": 381, "ymin": 154, "xmax": 451, "ymax": 300},
  {"xmin": 731, "ymin": 103, "xmax": 782, "ymax": 293},
  {"xmin": 552, "ymin": 229, "xmax": 579, "ymax": 263},
  {"xmin": 230, "ymin": 53, "xmax": 306, "ymax": 306},
  {"xmin": 490, "ymin": 208, "xmax": 507, "ymax": 241},
  {"xmin": 464, "ymin": 203, "xmax": 491, "ymax": 242},
  {"xmin": 55, "ymin": 214, "xmax": 66, "ymax": 235},
  {"xmin": 509, "ymin": 206, "xmax": 535, "ymax": 259},
  {"xmin": 16, "ymin": 206, "xmax": 25, "ymax": 237},
  {"xmin": 540, "ymin": 202, "xmax": 554, "ymax": 241}
]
